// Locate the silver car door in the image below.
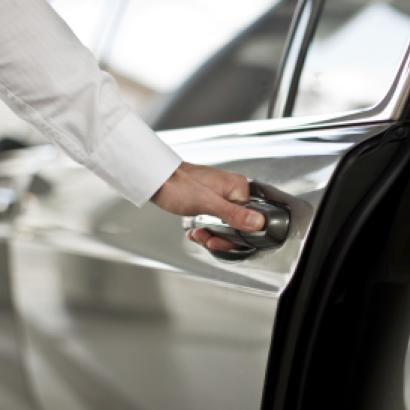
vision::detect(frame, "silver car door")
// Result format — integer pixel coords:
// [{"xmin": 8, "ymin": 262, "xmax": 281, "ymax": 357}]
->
[{"xmin": 9, "ymin": 115, "xmax": 396, "ymax": 410}]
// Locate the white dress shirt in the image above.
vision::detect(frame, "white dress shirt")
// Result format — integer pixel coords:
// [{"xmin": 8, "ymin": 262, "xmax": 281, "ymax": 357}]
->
[{"xmin": 0, "ymin": 0, "xmax": 182, "ymax": 206}]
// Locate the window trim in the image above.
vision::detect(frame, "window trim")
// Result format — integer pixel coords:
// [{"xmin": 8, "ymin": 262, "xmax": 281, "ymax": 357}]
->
[
  {"xmin": 269, "ymin": 0, "xmax": 410, "ymax": 123},
  {"xmin": 268, "ymin": 0, "xmax": 325, "ymax": 118}
]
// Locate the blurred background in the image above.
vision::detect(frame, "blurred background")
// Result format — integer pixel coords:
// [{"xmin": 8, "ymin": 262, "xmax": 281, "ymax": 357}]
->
[{"xmin": 0, "ymin": 0, "xmax": 295, "ymax": 146}]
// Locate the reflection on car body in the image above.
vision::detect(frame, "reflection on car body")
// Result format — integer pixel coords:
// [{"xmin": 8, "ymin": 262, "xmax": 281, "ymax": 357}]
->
[{"xmin": 0, "ymin": 0, "xmax": 409, "ymax": 409}]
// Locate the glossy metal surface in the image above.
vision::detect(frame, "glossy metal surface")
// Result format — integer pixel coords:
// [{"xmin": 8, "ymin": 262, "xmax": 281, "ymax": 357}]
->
[
  {"xmin": 10, "ymin": 118, "xmax": 390, "ymax": 410},
  {"xmin": 0, "ymin": 147, "xmax": 57, "ymax": 410},
  {"xmin": 0, "ymin": 230, "xmax": 36, "ymax": 410},
  {"xmin": 269, "ymin": 0, "xmax": 314, "ymax": 118},
  {"xmin": 0, "ymin": 156, "xmax": 50, "ymax": 410},
  {"xmin": 183, "ymin": 194, "xmax": 290, "ymax": 253},
  {"xmin": 322, "ymin": 41, "xmax": 410, "ymax": 124}
]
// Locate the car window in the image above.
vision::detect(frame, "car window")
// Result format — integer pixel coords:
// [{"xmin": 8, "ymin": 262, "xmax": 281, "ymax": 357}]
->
[
  {"xmin": 292, "ymin": 0, "xmax": 410, "ymax": 117},
  {"xmin": 0, "ymin": 0, "xmax": 296, "ymax": 145},
  {"xmin": 152, "ymin": 0, "xmax": 297, "ymax": 129},
  {"xmin": 48, "ymin": 0, "xmax": 296, "ymax": 130}
]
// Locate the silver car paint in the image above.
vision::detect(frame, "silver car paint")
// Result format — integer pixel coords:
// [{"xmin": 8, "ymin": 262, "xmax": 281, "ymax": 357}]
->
[{"xmin": 9, "ymin": 119, "xmax": 390, "ymax": 410}]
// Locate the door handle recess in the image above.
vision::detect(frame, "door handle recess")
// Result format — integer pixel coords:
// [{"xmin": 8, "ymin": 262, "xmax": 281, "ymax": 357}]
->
[{"xmin": 183, "ymin": 197, "xmax": 290, "ymax": 260}]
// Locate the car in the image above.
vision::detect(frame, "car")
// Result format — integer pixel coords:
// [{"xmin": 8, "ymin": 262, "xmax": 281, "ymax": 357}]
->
[{"xmin": 1, "ymin": 0, "xmax": 410, "ymax": 409}]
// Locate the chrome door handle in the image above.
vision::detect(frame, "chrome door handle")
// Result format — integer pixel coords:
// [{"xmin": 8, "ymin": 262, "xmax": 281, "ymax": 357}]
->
[{"xmin": 183, "ymin": 196, "xmax": 290, "ymax": 260}]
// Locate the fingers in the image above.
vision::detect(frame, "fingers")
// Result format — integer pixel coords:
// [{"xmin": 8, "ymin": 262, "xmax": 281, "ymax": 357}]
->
[
  {"xmin": 225, "ymin": 175, "xmax": 249, "ymax": 203},
  {"xmin": 182, "ymin": 162, "xmax": 250, "ymax": 204},
  {"xmin": 206, "ymin": 236, "xmax": 236, "ymax": 251},
  {"xmin": 187, "ymin": 228, "xmax": 235, "ymax": 251},
  {"xmin": 207, "ymin": 195, "xmax": 265, "ymax": 232},
  {"xmin": 187, "ymin": 228, "xmax": 211, "ymax": 245},
  {"xmin": 153, "ymin": 162, "xmax": 264, "ymax": 254}
]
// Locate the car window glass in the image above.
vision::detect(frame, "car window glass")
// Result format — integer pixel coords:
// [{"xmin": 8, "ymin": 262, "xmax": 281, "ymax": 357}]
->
[
  {"xmin": 292, "ymin": 0, "xmax": 410, "ymax": 117},
  {"xmin": 49, "ymin": 0, "xmax": 296, "ymax": 131},
  {"xmin": 0, "ymin": 0, "xmax": 296, "ymax": 145}
]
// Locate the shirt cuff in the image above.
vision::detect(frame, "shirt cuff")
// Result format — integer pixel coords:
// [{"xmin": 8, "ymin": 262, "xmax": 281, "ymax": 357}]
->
[{"xmin": 86, "ymin": 111, "xmax": 182, "ymax": 207}]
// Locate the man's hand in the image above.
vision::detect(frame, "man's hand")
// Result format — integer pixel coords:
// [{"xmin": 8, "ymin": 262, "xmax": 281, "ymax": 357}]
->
[{"xmin": 151, "ymin": 162, "xmax": 265, "ymax": 251}]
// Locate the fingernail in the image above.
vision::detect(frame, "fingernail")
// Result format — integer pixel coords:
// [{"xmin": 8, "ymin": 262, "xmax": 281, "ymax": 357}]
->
[{"xmin": 245, "ymin": 211, "xmax": 265, "ymax": 229}]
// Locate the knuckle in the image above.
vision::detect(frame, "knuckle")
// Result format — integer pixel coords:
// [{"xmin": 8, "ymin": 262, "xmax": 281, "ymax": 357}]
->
[
  {"xmin": 227, "ymin": 176, "xmax": 249, "ymax": 202},
  {"xmin": 236, "ymin": 176, "xmax": 249, "ymax": 194},
  {"xmin": 241, "ymin": 181, "xmax": 250, "ymax": 196}
]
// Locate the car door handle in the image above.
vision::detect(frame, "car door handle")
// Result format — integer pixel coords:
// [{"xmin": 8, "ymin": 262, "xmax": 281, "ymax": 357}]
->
[{"xmin": 182, "ymin": 196, "xmax": 290, "ymax": 260}]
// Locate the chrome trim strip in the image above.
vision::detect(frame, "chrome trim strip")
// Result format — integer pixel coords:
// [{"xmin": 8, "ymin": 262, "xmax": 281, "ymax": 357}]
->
[
  {"xmin": 156, "ymin": 41, "xmax": 410, "ymax": 147},
  {"xmin": 377, "ymin": 42, "xmax": 410, "ymax": 121},
  {"xmin": 268, "ymin": 0, "xmax": 311, "ymax": 118},
  {"xmin": 318, "ymin": 42, "xmax": 410, "ymax": 124},
  {"xmin": 278, "ymin": 0, "xmax": 325, "ymax": 118},
  {"xmin": 269, "ymin": 0, "xmax": 410, "ymax": 123}
]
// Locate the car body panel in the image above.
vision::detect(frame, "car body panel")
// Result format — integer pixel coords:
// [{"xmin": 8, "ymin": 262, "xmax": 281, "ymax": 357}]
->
[
  {"xmin": 10, "ymin": 120, "xmax": 390, "ymax": 409},
  {"xmin": 0, "ymin": 233, "xmax": 34, "ymax": 410},
  {"xmin": 0, "ymin": 146, "xmax": 62, "ymax": 410}
]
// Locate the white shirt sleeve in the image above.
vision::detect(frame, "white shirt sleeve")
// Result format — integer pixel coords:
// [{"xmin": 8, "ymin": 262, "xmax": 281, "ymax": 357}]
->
[{"xmin": 0, "ymin": 0, "xmax": 182, "ymax": 207}]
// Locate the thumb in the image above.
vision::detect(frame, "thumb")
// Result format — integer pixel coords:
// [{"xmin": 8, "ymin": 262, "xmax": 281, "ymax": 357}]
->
[{"xmin": 209, "ymin": 195, "xmax": 265, "ymax": 232}]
